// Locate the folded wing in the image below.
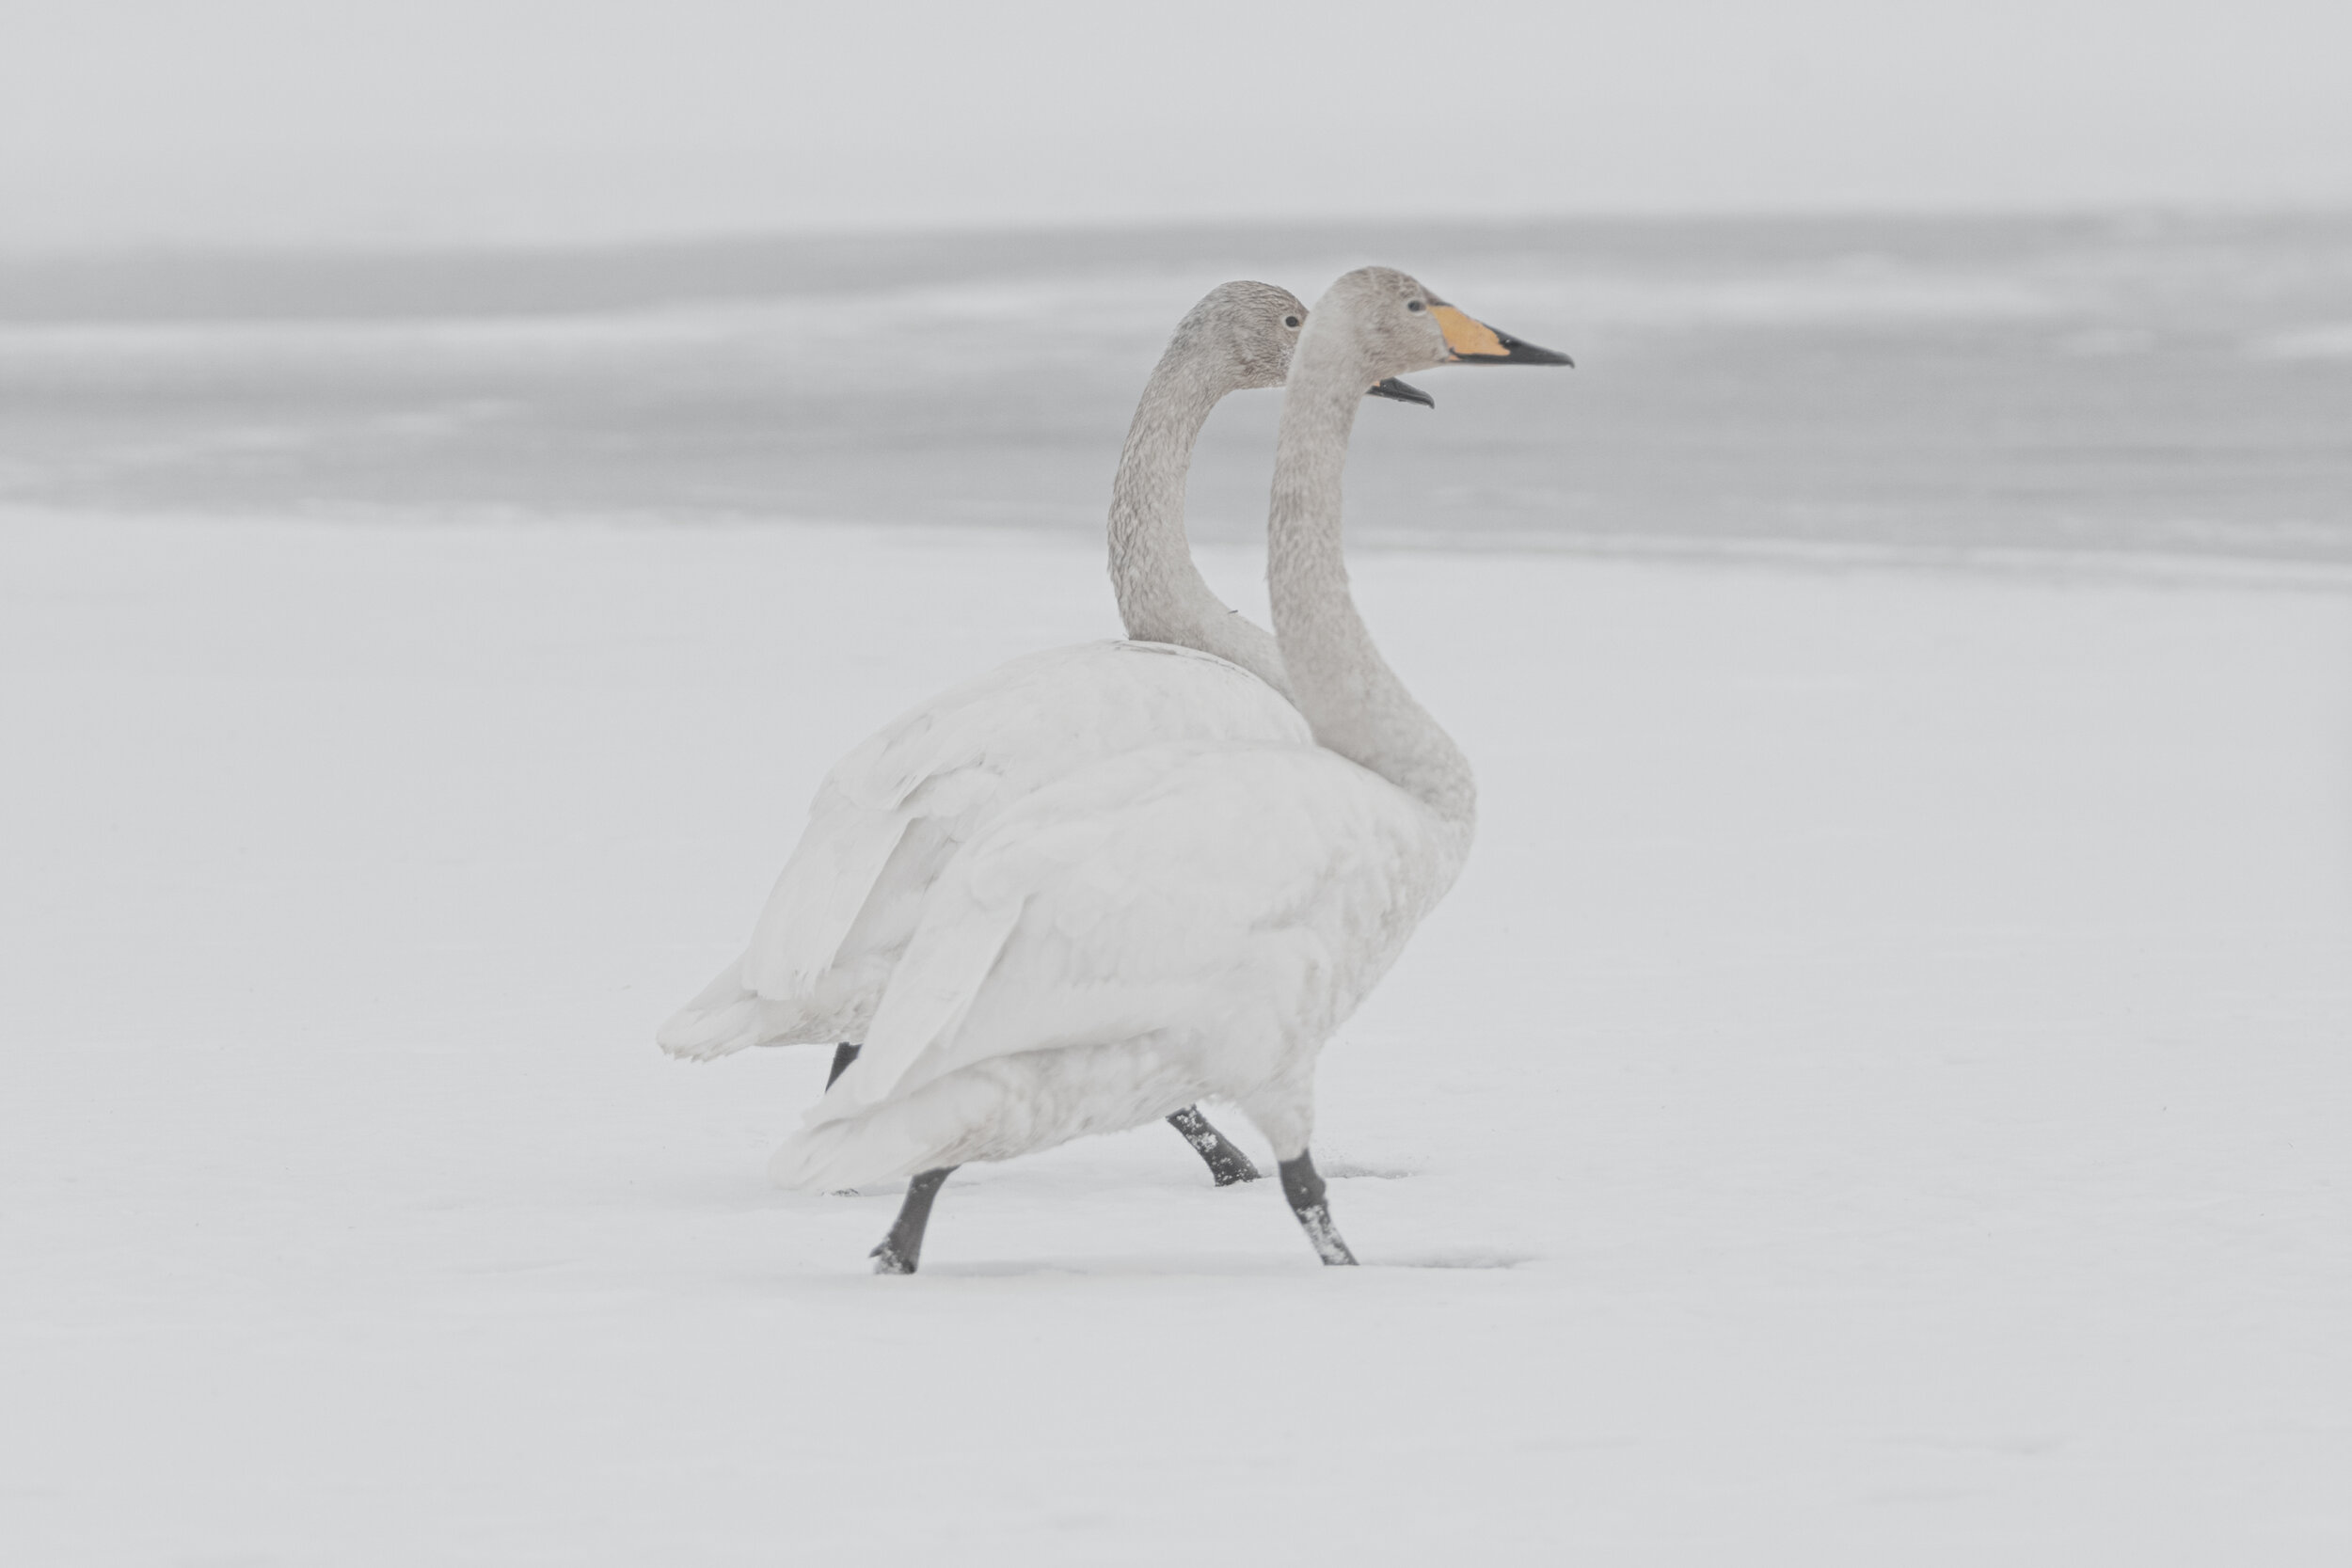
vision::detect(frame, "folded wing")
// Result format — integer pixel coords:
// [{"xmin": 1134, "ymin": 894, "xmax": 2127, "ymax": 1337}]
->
[{"xmin": 659, "ymin": 642, "xmax": 1311, "ymax": 1059}]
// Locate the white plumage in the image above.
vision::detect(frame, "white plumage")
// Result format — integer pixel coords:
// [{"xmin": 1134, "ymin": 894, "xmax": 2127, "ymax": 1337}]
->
[
  {"xmin": 657, "ymin": 282, "xmax": 1321, "ymax": 1067},
  {"xmin": 768, "ymin": 740, "xmax": 1462, "ymax": 1193},
  {"xmin": 658, "ymin": 643, "xmax": 1307, "ymax": 1058},
  {"xmin": 763, "ymin": 267, "xmax": 1569, "ymax": 1269}
]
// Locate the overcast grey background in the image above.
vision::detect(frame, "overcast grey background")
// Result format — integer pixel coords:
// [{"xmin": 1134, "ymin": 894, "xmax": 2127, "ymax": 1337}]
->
[
  {"xmin": 4, "ymin": 2, "xmax": 2346, "ymax": 566},
  {"xmin": 5, "ymin": 0, "xmax": 2350, "ymax": 249}
]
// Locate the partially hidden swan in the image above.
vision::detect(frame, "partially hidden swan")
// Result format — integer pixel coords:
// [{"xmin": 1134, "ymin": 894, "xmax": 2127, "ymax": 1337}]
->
[
  {"xmin": 657, "ymin": 281, "xmax": 1428, "ymax": 1185},
  {"xmin": 766, "ymin": 268, "xmax": 1571, "ymax": 1271}
]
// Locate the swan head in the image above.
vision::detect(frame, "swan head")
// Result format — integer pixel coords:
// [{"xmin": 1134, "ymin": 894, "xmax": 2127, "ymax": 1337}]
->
[
  {"xmin": 1177, "ymin": 280, "xmax": 1312, "ymax": 392},
  {"xmin": 1175, "ymin": 280, "xmax": 1434, "ymax": 406},
  {"xmin": 1306, "ymin": 267, "xmax": 1574, "ymax": 387}
]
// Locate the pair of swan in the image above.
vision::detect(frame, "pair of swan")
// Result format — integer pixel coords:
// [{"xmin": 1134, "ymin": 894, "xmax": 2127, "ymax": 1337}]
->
[
  {"xmin": 660, "ymin": 281, "xmax": 1401, "ymax": 1181},
  {"xmin": 661, "ymin": 268, "xmax": 1567, "ymax": 1271}
]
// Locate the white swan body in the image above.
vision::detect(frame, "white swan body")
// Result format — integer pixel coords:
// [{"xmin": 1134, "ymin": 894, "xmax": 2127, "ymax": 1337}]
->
[
  {"xmin": 658, "ymin": 283, "xmax": 1320, "ymax": 1064},
  {"xmin": 660, "ymin": 642, "xmax": 1307, "ymax": 1057},
  {"xmin": 768, "ymin": 270, "xmax": 1569, "ymax": 1262},
  {"xmin": 768, "ymin": 738, "xmax": 1462, "ymax": 1191}
]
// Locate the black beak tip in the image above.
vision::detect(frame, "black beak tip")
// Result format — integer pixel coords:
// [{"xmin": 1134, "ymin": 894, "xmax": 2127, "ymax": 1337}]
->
[
  {"xmin": 1495, "ymin": 329, "xmax": 1574, "ymax": 367},
  {"xmin": 1368, "ymin": 377, "xmax": 1436, "ymax": 408}
]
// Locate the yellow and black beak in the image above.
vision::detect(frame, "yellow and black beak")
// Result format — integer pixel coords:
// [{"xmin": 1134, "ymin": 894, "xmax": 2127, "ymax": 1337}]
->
[
  {"xmin": 1432, "ymin": 301, "xmax": 1573, "ymax": 366},
  {"xmin": 1368, "ymin": 377, "xmax": 1436, "ymax": 408}
]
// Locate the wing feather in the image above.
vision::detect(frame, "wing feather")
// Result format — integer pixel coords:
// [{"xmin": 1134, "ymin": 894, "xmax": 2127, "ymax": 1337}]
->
[
  {"xmin": 660, "ymin": 642, "xmax": 1311, "ymax": 1059},
  {"xmin": 812, "ymin": 741, "xmax": 1442, "ymax": 1125}
]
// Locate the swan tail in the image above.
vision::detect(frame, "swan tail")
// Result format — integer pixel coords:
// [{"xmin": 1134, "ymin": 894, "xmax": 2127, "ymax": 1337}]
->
[
  {"xmin": 771, "ymin": 1042, "xmax": 1210, "ymax": 1192},
  {"xmin": 656, "ymin": 957, "xmax": 802, "ymax": 1060},
  {"xmin": 658, "ymin": 953, "xmax": 861, "ymax": 1061},
  {"xmin": 739, "ymin": 796, "xmax": 914, "ymax": 999},
  {"xmin": 770, "ymin": 1059, "xmax": 1012, "ymax": 1190},
  {"xmin": 768, "ymin": 1111, "xmax": 930, "ymax": 1193}
]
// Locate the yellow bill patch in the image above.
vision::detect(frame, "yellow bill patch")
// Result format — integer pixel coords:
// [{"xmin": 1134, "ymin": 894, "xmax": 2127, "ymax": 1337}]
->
[{"xmin": 1434, "ymin": 305, "xmax": 1508, "ymax": 359}]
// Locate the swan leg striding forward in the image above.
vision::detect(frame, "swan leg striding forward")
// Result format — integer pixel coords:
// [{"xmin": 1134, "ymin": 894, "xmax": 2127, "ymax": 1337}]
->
[
  {"xmin": 1166, "ymin": 1105, "xmax": 1263, "ymax": 1187},
  {"xmin": 659, "ymin": 282, "xmax": 1427, "ymax": 1189},
  {"xmin": 771, "ymin": 269, "xmax": 1570, "ymax": 1272},
  {"xmin": 866, "ymin": 1152, "xmax": 1299, "ymax": 1275},
  {"xmin": 871, "ymin": 1166, "xmax": 957, "ymax": 1275},
  {"xmin": 1279, "ymin": 1153, "xmax": 1355, "ymax": 1267}
]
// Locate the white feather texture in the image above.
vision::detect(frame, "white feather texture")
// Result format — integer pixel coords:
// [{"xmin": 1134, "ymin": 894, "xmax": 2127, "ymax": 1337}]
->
[
  {"xmin": 768, "ymin": 741, "xmax": 1463, "ymax": 1191},
  {"xmin": 658, "ymin": 644, "xmax": 1309, "ymax": 1058},
  {"xmin": 766, "ymin": 267, "xmax": 1488, "ymax": 1196},
  {"xmin": 657, "ymin": 282, "xmax": 1315, "ymax": 1063}
]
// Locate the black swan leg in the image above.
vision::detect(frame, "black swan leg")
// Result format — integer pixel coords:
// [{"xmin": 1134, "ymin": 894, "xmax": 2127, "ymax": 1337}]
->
[
  {"xmin": 1166, "ymin": 1105, "xmax": 1261, "ymax": 1186},
  {"xmin": 871, "ymin": 1166, "xmax": 957, "ymax": 1275},
  {"xmin": 1278, "ymin": 1150, "xmax": 1357, "ymax": 1266},
  {"xmin": 826, "ymin": 1041, "xmax": 862, "ymax": 1088}
]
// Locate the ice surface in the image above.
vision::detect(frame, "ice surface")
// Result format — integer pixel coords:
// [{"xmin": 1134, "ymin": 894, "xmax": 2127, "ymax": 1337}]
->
[
  {"xmin": 5, "ymin": 213, "xmax": 2352, "ymax": 564},
  {"xmin": 3, "ymin": 509, "xmax": 2349, "ymax": 1562}
]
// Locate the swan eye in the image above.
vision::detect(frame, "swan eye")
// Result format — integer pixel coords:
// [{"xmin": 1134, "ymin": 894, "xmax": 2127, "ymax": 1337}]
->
[
  {"xmin": 1406, "ymin": 299, "xmax": 1426, "ymax": 313},
  {"xmin": 1283, "ymin": 315, "xmax": 1300, "ymax": 329}
]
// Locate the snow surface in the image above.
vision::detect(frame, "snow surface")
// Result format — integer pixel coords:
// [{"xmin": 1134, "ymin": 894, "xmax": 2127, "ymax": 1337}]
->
[{"xmin": 4, "ymin": 509, "xmax": 2350, "ymax": 1563}]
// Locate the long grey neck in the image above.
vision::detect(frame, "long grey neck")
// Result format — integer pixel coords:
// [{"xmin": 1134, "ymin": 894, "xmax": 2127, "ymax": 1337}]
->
[
  {"xmin": 1107, "ymin": 347, "xmax": 1292, "ymax": 699},
  {"xmin": 1267, "ymin": 370, "xmax": 1475, "ymax": 828}
]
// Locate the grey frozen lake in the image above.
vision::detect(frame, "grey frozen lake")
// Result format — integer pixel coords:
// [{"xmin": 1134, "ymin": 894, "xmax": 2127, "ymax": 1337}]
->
[{"xmin": 5, "ymin": 213, "xmax": 2349, "ymax": 564}]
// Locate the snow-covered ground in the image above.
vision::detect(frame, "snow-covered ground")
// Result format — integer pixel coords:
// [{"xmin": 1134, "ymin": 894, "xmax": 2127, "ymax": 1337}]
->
[{"xmin": 4, "ymin": 509, "xmax": 2349, "ymax": 1563}]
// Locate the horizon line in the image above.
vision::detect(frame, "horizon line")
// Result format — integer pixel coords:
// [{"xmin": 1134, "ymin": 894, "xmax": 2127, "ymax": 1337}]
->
[{"xmin": 5, "ymin": 201, "xmax": 2351, "ymax": 266}]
